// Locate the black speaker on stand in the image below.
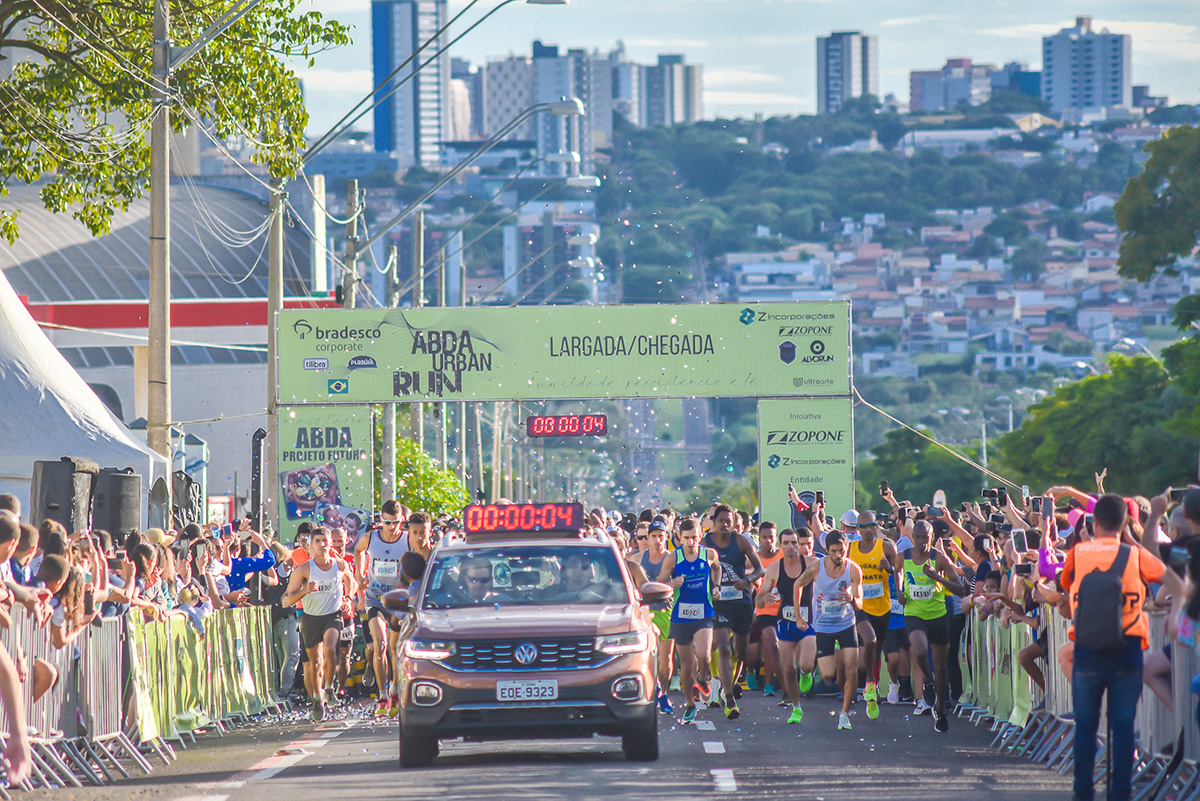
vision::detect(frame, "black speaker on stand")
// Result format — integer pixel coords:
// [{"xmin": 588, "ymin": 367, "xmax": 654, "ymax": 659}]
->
[{"xmin": 30, "ymin": 457, "xmax": 99, "ymax": 531}]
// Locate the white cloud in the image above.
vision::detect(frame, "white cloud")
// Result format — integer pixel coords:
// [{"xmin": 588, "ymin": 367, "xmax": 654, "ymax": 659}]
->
[
  {"xmin": 299, "ymin": 68, "xmax": 374, "ymax": 94},
  {"xmin": 704, "ymin": 67, "xmax": 783, "ymax": 87},
  {"xmin": 705, "ymin": 90, "xmax": 808, "ymax": 107},
  {"xmin": 623, "ymin": 38, "xmax": 710, "ymax": 49},
  {"xmin": 881, "ymin": 15, "xmax": 952, "ymax": 28}
]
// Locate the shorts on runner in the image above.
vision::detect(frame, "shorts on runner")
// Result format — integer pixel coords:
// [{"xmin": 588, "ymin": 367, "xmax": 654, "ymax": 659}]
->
[
  {"xmin": 775, "ymin": 619, "xmax": 815, "ymax": 643},
  {"xmin": 713, "ymin": 602, "xmax": 753, "ymax": 637},
  {"xmin": 855, "ymin": 609, "xmax": 890, "ymax": 645},
  {"xmin": 815, "ymin": 625, "xmax": 859, "ymax": 659},
  {"xmin": 905, "ymin": 614, "xmax": 950, "ymax": 647},
  {"xmin": 651, "ymin": 609, "xmax": 672, "ymax": 642},
  {"xmin": 301, "ymin": 612, "xmax": 342, "ymax": 650},
  {"xmin": 669, "ymin": 618, "xmax": 714, "ymax": 646},
  {"xmin": 883, "ymin": 626, "xmax": 911, "ymax": 656}
]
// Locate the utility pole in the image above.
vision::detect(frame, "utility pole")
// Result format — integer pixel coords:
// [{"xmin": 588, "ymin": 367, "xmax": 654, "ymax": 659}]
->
[
  {"xmin": 458, "ymin": 247, "xmax": 468, "ymax": 488},
  {"xmin": 411, "ymin": 211, "xmax": 424, "ymax": 452},
  {"xmin": 265, "ymin": 177, "xmax": 284, "ymax": 528},
  {"xmin": 148, "ymin": 0, "xmax": 173, "ymax": 511},
  {"xmin": 343, "ymin": 178, "xmax": 359, "ymax": 309},
  {"xmin": 436, "ymin": 247, "xmax": 447, "ymax": 470},
  {"xmin": 491, "ymin": 401, "xmax": 505, "ymax": 501},
  {"xmin": 382, "ymin": 244, "xmax": 399, "ymax": 499}
]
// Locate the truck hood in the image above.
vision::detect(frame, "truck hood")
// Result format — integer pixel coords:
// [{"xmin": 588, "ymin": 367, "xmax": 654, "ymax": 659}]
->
[{"xmin": 416, "ymin": 604, "xmax": 635, "ymax": 639}]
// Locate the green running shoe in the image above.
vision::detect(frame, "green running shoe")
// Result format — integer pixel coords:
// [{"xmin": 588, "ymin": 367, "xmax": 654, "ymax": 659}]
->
[
  {"xmin": 787, "ymin": 706, "xmax": 804, "ymax": 724},
  {"xmin": 798, "ymin": 671, "xmax": 813, "ymax": 694}
]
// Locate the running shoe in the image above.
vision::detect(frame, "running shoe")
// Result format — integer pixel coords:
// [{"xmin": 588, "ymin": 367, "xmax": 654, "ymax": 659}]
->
[
  {"xmin": 886, "ymin": 682, "xmax": 900, "ymax": 705},
  {"xmin": 725, "ymin": 704, "xmax": 740, "ymax": 720},
  {"xmin": 778, "ymin": 699, "xmax": 792, "ymax": 707},
  {"xmin": 787, "ymin": 706, "xmax": 804, "ymax": 724},
  {"xmin": 693, "ymin": 683, "xmax": 704, "ymax": 704},
  {"xmin": 312, "ymin": 695, "xmax": 325, "ymax": 723},
  {"xmin": 933, "ymin": 708, "xmax": 949, "ymax": 733},
  {"xmin": 731, "ymin": 681, "xmax": 743, "ymax": 700},
  {"xmin": 707, "ymin": 679, "xmax": 721, "ymax": 708},
  {"xmin": 669, "ymin": 676, "xmax": 682, "ymax": 692},
  {"xmin": 922, "ymin": 681, "xmax": 936, "ymax": 706},
  {"xmin": 913, "ymin": 699, "xmax": 933, "ymax": 716},
  {"xmin": 698, "ymin": 681, "xmax": 713, "ymax": 706},
  {"xmin": 388, "ymin": 694, "xmax": 400, "ymax": 718},
  {"xmin": 658, "ymin": 691, "xmax": 674, "ymax": 715},
  {"xmin": 762, "ymin": 683, "xmax": 776, "ymax": 697},
  {"xmin": 682, "ymin": 706, "xmax": 698, "ymax": 725},
  {"xmin": 838, "ymin": 712, "xmax": 852, "ymax": 730},
  {"xmin": 864, "ymin": 682, "xmax": 880, "ymax": 721},
  {"xmin": 745, "ymin": 672, "xmax": 757, "ymax": 691},
  {"xmin": 375, "ymin": 696, "xmax": 391, "ymax": 718},
  {"xmin": 798, "ymin": 671, "xmax": 813, "ymax": 694}
]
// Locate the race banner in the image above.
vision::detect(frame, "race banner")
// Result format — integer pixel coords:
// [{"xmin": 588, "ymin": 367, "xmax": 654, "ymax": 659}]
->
[
  {"xmin": 757, "ymin": 397, "xmax": 855, "ymax": 533},
  {"xmin": 276, "ymin": 302, "xmax": 851, "ymax": 404},
  {"xmin": 277, "ymin": 406, "xmax": 374, "ymax": 547}
]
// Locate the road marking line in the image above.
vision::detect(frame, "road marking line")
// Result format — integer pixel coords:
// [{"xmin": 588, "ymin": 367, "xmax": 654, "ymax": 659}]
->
[
  {"xmin": 206, "ymin": 722, "xmax": 355, "ymax": 789},
  {"xmin": 703, "ymin": 741, "xmax": 726, "ymax": 754},
  {"xmin": 711, "ymin": 769, "xmax": 737, "ymax": 792},
  {"xmin": 695, "ymin": 720, "xmax": 716, "ymax": 730}
]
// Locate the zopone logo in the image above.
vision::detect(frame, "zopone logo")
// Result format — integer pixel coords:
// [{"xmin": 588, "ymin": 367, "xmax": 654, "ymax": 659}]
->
[
  {"xmin": 767, "ymin": 454, "xmax": 781, "ymax": 469},
  {"xmin": 739, "ymin": 308, "xmax": 756, "ymax": 325}
]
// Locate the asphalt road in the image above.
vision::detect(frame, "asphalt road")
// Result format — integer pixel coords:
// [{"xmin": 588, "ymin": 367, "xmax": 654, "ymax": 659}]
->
[{"xmin": 26, "ymin": 690, "xmax": 1073, "ymax": 801}]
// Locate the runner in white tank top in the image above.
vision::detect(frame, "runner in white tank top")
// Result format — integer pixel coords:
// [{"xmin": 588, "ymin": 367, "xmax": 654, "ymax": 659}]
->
[{"xmin": 283, "ymin": 527, "xmax": 350, "ymax": 721}]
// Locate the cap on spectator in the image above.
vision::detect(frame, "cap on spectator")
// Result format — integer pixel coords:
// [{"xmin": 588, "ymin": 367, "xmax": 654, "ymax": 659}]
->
[
  {"xmin": 1067, "ymin": 508, "xmax": 1086, "ymax": 533},
  {"xmin": 144, "ymin": 528, "xmax": 176, "ymax": 546},
  {"xmin": 931, "ymin": 519, "xmax": 950, "ymax": 537},
  {"xmin": 1124, "ymin": 497, "xmax": 1140, "ymax": 525},
  {"xmin": 618, "ymin": 513, "xmax": 638, "ymax": 534},
  {"xmin": 181, "ymin": 522, "xmax": 203, "ymax": 541},
  {"xmin": 648, "ymin": 520, "xmax": 668, "ymax": 532},
  {"xmin": 840, "ymin": 510, "xmax": 858, "ymax": 528}
]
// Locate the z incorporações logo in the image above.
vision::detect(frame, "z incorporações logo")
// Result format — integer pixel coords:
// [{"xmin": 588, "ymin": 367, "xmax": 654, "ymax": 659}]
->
[
  {"xmin": 739, "ymin": 308, "xmax": 756, "ymax": 325},
  {"xmin": 328, "ymin": 378, "xmax": 349, "ymax": 394},
  {"xmin": 767, "ymin": 454, "xmax": 781, "ymax": 469},
  {"xmin": 293, "ymin": 319, "xmax": 313, "ymax": 339}
]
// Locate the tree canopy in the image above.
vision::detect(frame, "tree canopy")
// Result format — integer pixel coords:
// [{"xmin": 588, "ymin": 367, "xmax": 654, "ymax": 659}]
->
[{"xmin": 0, "ymin": 0, "xmax": 350, "ymax": 242}]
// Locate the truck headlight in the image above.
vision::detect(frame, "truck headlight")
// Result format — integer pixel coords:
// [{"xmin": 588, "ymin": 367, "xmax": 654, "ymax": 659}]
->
[
  {"xmin": 404, "ymin": 639, "xmax": 456, "ymax": 660},
  {"xmin": 595, "ymin": 631, "xmax": 648, "ymax": 655}
]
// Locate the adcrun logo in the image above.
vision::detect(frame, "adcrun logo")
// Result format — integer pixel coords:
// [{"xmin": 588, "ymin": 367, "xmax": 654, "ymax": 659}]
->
[{"xmin": 739, "ymin": 308, "xmax": 756, "ymax": 326}]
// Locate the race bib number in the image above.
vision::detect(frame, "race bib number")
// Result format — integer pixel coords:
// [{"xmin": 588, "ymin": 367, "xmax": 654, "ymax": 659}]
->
[
  {"xmin": 781, "ymin": 605, "xmax": 795, "ymax": 622},
  {"xmin": 677, "ymin": 602, "xmax": 704, "ymax": 620},
  {"xmin": 862, "ymin": 582, "xmax": 885, "ymax": 600},
  {"xmin": 797, "ymin": 606, "xmax": 810, "ymax": 623},
  {"xmin": 718, "ymin": 585, "xmax": 742, "ymax": 601},
  {"xmin": 891, "ymin": 598, "xmax": 905, "ymax": 615},
  {"xmin": 373, "ymin": 560, "xmax": 399, "ymax": 579},
  {"xmin": 909, "ymin": 584, "xmax": 935, "ymax": 601},
  {"xmin": 820, "ymin": 599, "xmax": 845, "ymax": 617},
  {"xmin": 314, "ymin": 580, "xmax": 335, "ymax": 594}
]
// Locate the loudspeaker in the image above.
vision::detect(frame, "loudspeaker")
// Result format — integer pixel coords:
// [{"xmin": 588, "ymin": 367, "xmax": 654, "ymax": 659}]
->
[
  {"xmin": 30, "ymin": 457, "xmax": 98, "ymax": 531},
  {"xmin": 172, "ymin": 471, "xmax": 203, "ymax": 527},
  {"xmin": 92, "ymin": 467, "xmax": 142, "ymax": 535}
]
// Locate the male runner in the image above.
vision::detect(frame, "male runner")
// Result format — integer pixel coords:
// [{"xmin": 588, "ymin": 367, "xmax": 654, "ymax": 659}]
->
[
  {"xmin": 354, "ymin": 499, "xmax": 409, "ymax": 717},
  {"xmin": 804, "ymin": 530, "xmax": 862, "ymax": 731},
  {"xmin": 639, "ymin": 521, "xmax": 676, "ymax": 713},
  {"xmin": 901, "ymin": 520, "xmax": 967, "ymax": 733},
  {"xmin": 756, "ymin": 528, "xmax": 819, "ymax": 723},
  {"xmin": 703, "ymin": 504, "xmax": 764, "ymax": 720},
  {"xmin": 328, "ymin": 526, "xmax": 359, "ymax": 700},
  {"xmin": 283, "ymin": 526, "xmax": 353, "ymax": 721},
  {"xmin": 658, "ymin": 518, "xmax": 719, "ymax": 725},
  {"xmin": 846, "ymin": 510, "xmax": 898, "ymax": 721},
  {"xmin": 747, "ymin": 521, "xmax": 782, "ymax": 694}
]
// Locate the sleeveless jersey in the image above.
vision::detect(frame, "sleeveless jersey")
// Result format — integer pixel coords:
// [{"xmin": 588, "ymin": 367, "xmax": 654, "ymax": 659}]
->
[
  {"xmin": 364, "ymin": 530, "xmax": 408, "ymax": 607},
  {"xmin": 302, "ymin": 558, "xmax": 343, "ymax": 616},
  {"xmin": 757, "ymin": 550, "xmax": 783, "ymax": 616},
  {"xmin": 813, "ymin": 558, "xmax": 856, "ymax": 633},
  {"xmin": 704, "ymin": 532, "xmax": 751, "ymax": 604},
  {"xmin": 776, "ymin": 555, "xmax": 811, "ymax": 627},
  {"xmin": 849, "ymin": 537, "xmax": 890, "ymax": 617},
  {"xmin": 670, "ymin": 547, "xmax": 715, "ymax": 624},
  {"xmin": 639, "ymin": 549, "xmax": 669, "ymax": 585},
  {"xmin": 903, "ymin": 549, "xmax": 947, "ymax": 620}
]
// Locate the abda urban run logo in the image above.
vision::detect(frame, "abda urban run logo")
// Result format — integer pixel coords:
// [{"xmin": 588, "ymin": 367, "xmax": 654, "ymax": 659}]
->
[
  {"xmin": 767, "ymin": 454, "xmax": 781, "ymax": 469},
  {"xmin": 739, "ymin": 308, "xmax": 756, "ymax": 325}
]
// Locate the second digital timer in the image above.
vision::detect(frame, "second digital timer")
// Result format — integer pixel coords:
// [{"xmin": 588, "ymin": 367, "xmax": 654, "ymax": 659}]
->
[{"xmin": 525, "ymin": 414, "xmax": 608, "ymax": 438}]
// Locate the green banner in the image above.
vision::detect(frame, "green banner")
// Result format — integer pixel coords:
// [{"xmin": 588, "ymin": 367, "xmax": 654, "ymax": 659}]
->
[
  {"xmin": 276, "ymin": 302, "xmax": 851, "ymax": 404},
  {"xmin": 756, "ymin": 398, "xmax": 854, "ymax": 532},
  {"xmin": 278, "ymin": 405, "xmax": 374, "ymax": 546}
]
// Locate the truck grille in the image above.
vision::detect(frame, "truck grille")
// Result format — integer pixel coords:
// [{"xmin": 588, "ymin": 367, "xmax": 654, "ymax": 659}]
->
[{"xmin": 447, "ymin": 638, "xmax": 608, "ymax": 671}]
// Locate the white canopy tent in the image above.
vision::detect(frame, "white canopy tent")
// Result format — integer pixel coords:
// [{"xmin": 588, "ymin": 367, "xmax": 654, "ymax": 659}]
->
[{"xmin": 0, "ymin": 269, "xmax": 167, "ymax": 523}]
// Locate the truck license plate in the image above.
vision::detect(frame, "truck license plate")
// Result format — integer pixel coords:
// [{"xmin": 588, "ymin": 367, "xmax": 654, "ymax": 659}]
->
[{"xmin": 496, "ymin": 679, "xmax": 559, "ymax": 701}]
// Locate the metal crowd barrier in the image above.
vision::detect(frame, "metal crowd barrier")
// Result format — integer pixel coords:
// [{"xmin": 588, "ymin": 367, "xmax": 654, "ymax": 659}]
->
[
  {"xmin": 0, "ymin": 605, "xmax": 284, "ymax": 794},
  {"xmin": 959, "ymin": 606, "xmax": 1200, "ymax": 801}
]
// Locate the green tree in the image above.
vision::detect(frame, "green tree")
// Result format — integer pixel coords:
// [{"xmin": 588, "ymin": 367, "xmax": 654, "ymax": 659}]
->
[
  {"xmin": 856, "ymin": 428, "xmax": 986, "ymax": 510},
  {"xmin": 374, "ymin": 421, "xmax": 468, "ymax": 517},
  {"xmin": 1114, "ymin": 125, "xmax": 1200, "ymax": 282},
  {"xmin": 0, "ymin": 0, "xmax": 350, "ymax": 242}
]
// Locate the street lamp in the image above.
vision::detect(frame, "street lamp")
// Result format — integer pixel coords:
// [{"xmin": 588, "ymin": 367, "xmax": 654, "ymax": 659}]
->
[
  {"xmin": 1113, "ymin": 337, "xmax": 1162, "ymax": 363},
  {"xmin": 1071, "ymin": 361, "xmax": 1101, "ymax": 376}
]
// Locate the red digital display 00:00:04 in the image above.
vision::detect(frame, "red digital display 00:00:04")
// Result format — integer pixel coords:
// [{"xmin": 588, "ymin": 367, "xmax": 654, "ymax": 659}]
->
[
  {"xmin": 526, "ymin": 414, "xmax": 608, "ymax": 438},
  {"xmin": 463, "ymin": 503, "xmax": 585, "ymax": 533}
]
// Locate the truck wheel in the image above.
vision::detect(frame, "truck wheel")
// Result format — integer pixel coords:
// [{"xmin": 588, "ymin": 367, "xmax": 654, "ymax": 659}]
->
[
  {"xmin": 622, "ymin": 720, "xmax": 659, "ymax": 762},
  {"xmin": 398, "ymin": 723, "xmax": 438, "ymax": 768}
]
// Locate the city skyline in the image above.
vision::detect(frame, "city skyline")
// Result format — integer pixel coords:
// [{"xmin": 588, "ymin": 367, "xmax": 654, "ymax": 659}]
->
[{"xmin": 294, "ymin": 0, "xmax": 1199, "ymax": 136}]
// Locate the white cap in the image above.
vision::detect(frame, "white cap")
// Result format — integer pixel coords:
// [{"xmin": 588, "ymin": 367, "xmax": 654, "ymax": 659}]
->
[{"xmin": 840, "ymin": 509, "xmax": 858, "ymax": 527}]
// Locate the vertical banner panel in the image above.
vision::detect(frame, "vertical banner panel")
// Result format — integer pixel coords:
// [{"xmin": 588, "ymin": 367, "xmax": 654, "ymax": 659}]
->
[
  {"xmin": 278, "ymin": 406, "xmax": 375, "ymax": 546},
  {"xmin": 757, "ymin": 397, "xmax": 854, "ymax": 532}
]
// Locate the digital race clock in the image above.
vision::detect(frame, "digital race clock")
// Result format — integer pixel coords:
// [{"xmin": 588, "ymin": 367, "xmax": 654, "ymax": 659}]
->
[
  {"xmin": 525, "ymin": 414, "xmax": 608, "ymax": 438},
  {"xmin": 462, "ymin": 502, "xmax": 586, "ymax": 534}
]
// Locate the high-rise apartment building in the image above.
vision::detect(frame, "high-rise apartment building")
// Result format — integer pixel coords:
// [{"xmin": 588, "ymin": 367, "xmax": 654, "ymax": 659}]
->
[
  {"xmin": 909, "ymin": 58, "xmax": 994, "ymax": 113},
  {"xmin": 644, "ymin": 55, "xmax": 702, "ymax": 127},
  {"xmin": 816, "ymin": 31, "xmax": 879, "ymax": 114},
  {"xmin": 1041, "ymin": 16, "xmax": 1131, "ymax": 121},
  {"xmin": 371, "ymin": 0, "xmax": 449, "ymax": 167},
  {"xmin": 450, "ymin": 57, "xmax": 485, "ymax": 140},
  {"xmin": 484, "ymin": 55, "xmax": 536, "ymax": 141}
]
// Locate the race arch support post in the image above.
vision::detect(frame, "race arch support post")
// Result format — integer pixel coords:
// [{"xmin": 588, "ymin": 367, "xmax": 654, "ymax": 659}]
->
[{"xmin": 757, "ymin": 397, "xmax": 854, "ymax": 532}]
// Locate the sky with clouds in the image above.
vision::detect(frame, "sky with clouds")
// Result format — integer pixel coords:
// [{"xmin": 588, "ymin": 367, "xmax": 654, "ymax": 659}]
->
[{"xmin": 294, "ymin": 0, "xmax": 1200, "ymax": 135}]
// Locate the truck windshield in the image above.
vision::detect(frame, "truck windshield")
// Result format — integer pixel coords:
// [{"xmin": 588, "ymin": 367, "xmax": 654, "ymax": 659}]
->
[{"xmin": 421, "ymin": 545, "xmax": 629, "ymax": 609}]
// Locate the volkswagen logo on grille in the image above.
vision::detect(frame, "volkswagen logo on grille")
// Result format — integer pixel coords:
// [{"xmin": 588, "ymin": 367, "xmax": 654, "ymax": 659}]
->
[{"xmin": 515, "ymin": 642, "xmax": 538, "ymax": 665}]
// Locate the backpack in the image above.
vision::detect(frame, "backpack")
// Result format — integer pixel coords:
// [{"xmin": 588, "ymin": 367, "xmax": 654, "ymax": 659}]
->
[{"xmin": 1073, "ymin": 544, "xmax": 1133, "ymax": 652}]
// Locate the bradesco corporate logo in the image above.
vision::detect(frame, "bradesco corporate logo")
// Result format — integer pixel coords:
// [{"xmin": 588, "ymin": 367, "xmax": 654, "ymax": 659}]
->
[{"xmin": 291, "ymin": 318, "xmax": 381, "ymax": 354}]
